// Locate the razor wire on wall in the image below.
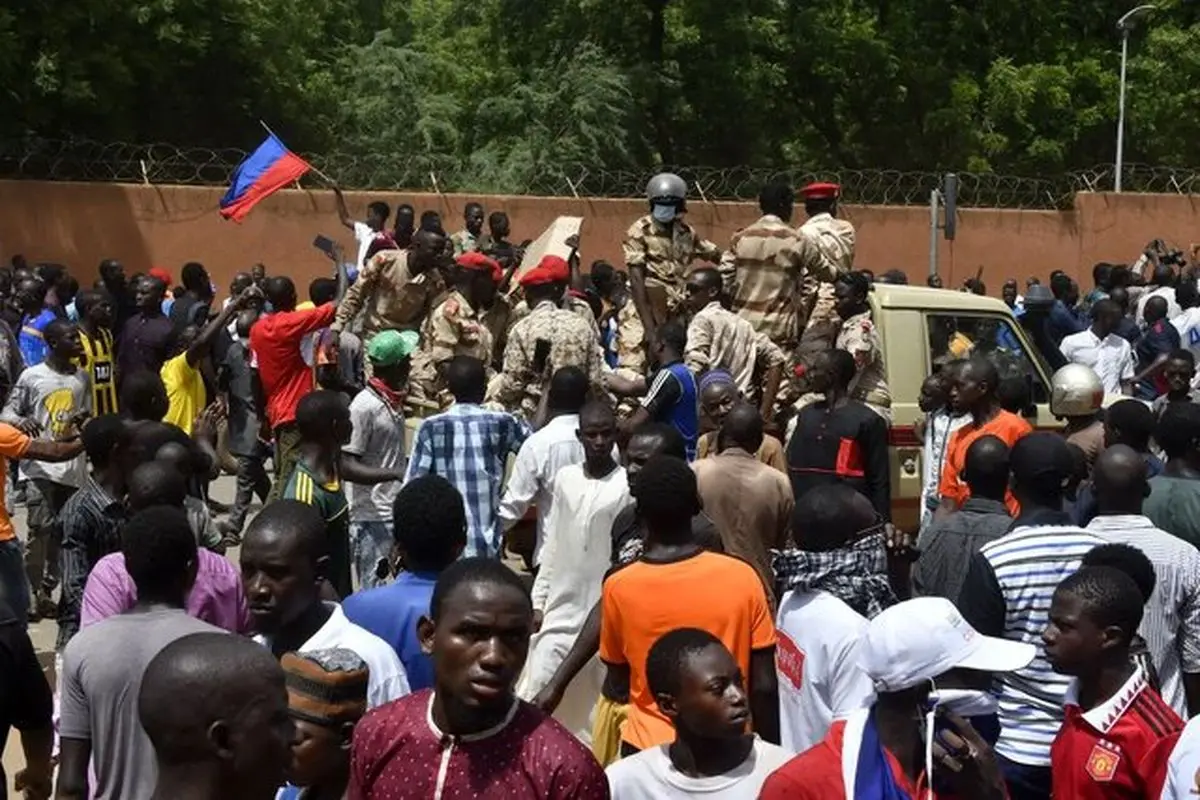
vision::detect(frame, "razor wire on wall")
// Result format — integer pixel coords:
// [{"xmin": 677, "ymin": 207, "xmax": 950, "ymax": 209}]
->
[{"xmin": 2, "ymin": 137, "xmax": 1198, "ymax": 210}]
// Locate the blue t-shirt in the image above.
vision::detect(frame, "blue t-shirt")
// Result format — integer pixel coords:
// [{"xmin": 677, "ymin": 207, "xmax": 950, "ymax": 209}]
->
[
  {"xmin": 341, "ymin": 571, "xmax": 437, "ymax": 691},
  {"xmin": 641, "ymin": 361, "xmax": 699, "ymax": 460},
  {"xmin": 18, "ymin": 308, "xmax": 56, "ymax": 367}
]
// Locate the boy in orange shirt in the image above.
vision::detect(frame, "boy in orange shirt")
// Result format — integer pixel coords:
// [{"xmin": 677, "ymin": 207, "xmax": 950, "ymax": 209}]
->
[{"xmin": 599, "ymin": 454, "xmax": 778, "ymax": 756}]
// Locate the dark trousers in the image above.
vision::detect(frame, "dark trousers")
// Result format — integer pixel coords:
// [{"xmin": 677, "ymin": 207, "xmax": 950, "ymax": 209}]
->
[
  {"xmin": 998, "ymin": 754, "xmax": 1052, "ymax": 800},
  {"xmin": 229, "ymin": 453, "xmax": 270, "ymax": 532},
  {"xmin": 268, "ymin": 423, "xmax": 302, "ymax": 502},
  {"xmin": 0, "ymin": 540, "xmax": 28, "ymax": 628},
  {"xmin": 26, "ymin": 479, "xmax": 75, "ymax": 601}
]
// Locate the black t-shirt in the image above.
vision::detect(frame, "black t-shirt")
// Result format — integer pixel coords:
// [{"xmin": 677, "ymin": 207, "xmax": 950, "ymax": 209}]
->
[{"xmin": 608, "ymin": 506, "xmax": 722, "ymax": 568}]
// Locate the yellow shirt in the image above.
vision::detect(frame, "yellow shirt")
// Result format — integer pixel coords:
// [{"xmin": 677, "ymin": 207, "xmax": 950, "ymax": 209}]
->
[{"xmin": 160, "ymin": 353, "xmax": 206, "ymax": 434}]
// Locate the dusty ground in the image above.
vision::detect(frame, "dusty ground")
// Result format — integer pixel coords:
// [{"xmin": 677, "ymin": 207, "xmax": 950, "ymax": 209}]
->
[{"xmin": 3, "ymin": 474, "xmax": 247, "ymax": 795}]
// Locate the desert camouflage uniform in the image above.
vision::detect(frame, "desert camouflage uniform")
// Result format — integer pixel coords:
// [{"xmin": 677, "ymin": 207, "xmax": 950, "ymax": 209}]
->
[
  {"xmin": 685, "ymin": 301, "xmax": 786, "ymax": 401},
  {"xmin": 836, "ymin": 310, "xmax": 891, "ymax": 420},
  {"xmin": 614, "ymin": 299, "xmax": 645, "ymax": 375},
  {"xmin": 623, "ymin": 214, "xmax": 722, "ymax": 332},
  {"xmin": 450, "ymin": 229, "xmax": 481, "ymax": 256},
  {"xmin": 331, "ymin": 249, "xmax": 441, "ymax": 339},
  {"xmin": 721, "ymin": 214, "xmax": 837, "ymax": 410},
  {"xmin": 482, "ymin": 294, "xmax": 514, "ymax": 370},
  {"xmin": 800, "ymin": 213, "xmax": 856, "ymax": 332},
  {"xmin": 486, "ymin": 300, "xmax": 605, "ymax": 419},
  {"xmin": 410, "ymin": 290, "xmax": 493, "ymax": 405},
  {"xmin": 509, "ymin": 295, "xmax": 599, "ymax": 338}
]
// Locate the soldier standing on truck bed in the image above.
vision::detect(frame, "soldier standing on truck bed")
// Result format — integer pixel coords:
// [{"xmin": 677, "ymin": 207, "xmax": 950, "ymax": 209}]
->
[
  {"xmin": 623, "ymin": 173, "xmax": 722, "ymax": 352},
  {"xmin": 721, "ymin": 181, "xmax": 836, "ymax": 412}
]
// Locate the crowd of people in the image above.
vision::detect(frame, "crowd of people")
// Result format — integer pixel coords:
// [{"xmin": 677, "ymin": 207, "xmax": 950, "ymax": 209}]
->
[{"xmin": 1, "ymin": 173, "xmax": 1200, "ymax": 799}]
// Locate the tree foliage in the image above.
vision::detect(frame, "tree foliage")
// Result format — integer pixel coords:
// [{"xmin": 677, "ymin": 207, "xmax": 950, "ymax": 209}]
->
[{"xmin": 3, "ymin": 0, "xmax": 1199, "ymax": 188}]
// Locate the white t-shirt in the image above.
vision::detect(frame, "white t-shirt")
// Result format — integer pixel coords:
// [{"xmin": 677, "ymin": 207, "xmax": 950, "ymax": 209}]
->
[
  {"xmin": 353, "ymin": 221, "xmax": 377, "ymax": 269},
  {"xmin": 1172, "ymin": 309, "xmax": 1200, "ymax": 388},
  {"xmin": 1, "ymin": 363, "xmax": 90, "ymax": 487},
  {"xmin": 775, "ymin": 589, "xmax": 874, "ymax": 754},
  {"xmin": 1137, "ymin": 284, "xmax": 1181, "ymax": 323},
  {"xmin": 1164, "ymin": 716, "xmax": 1200, "ymax": 798},
  {"xmin": 605, "ymin": 737, "xmax": 792, "ymax": 799},
  {"xmin": 256, "ymin": 603, "xmax": 410, "ymax": 708},
  {"xmin": 921, "ymin": 410, "xmax": 969, "ymax": 526},
  {"xmin": 1058, "ymin": 328, "xmax": 1135, "ymax": 396},
  {"xmin": 344, "ymin": 388, "xmax": 406, "ymax": 522}
]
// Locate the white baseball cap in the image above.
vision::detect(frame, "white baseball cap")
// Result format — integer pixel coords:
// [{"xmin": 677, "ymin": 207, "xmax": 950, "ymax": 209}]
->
[{"xmin": 860, "ymin": 596, "xmax": 1036, "ymax": 693}]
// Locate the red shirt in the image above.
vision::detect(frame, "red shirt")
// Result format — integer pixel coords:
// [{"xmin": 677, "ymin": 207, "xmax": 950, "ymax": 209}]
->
[
  {"xmin": 349, "ymin": 690, "xmax": 608, "ymax": 800},
  {"xmin": 1051, "ymin": 668, "xmax": 1182, "ymax": 800},
  {"xmin": 759, "ymin": 718, "xmax": 963, "ymax": 800},
  {"xmin": 248, "ymin": 304, "xmax": 336, "ymax": 429}
]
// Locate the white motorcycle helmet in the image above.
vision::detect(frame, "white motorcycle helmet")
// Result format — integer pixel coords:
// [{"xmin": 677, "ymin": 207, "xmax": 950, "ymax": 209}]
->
[{"xmin": 1049, "ymin": 363, "xmax": 1104, "ymax": 418}]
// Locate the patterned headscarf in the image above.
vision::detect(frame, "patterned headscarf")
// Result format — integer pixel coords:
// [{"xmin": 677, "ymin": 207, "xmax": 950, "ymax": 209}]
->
[{"xmin": 772, "ymin": 532, "xmax": 897, "ymax": 619}]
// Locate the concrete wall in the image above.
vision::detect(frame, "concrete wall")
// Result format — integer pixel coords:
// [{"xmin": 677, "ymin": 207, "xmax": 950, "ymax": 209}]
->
[{"xmin": 0, "ymin": 180, "xmax": 1195, "ymax": 300}]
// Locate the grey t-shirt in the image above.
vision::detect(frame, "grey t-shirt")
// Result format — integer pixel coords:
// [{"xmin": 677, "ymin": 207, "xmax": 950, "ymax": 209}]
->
[
  {"xmin": 344, "ymin": 387, "xmax": 406, "ymax": 522},
  {"xmin": 0, "ymin": 362, "xmax": 89, "ymax": 486},
  {"xmin": 59, "ymin": 608, "xmax": 222, "ymax": 800}
]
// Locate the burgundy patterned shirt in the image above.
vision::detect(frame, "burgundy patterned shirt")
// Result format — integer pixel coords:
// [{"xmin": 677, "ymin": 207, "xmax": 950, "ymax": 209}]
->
[{"xmin": 349, "ymin": 689, "xmax": 609, "ymax": 800}]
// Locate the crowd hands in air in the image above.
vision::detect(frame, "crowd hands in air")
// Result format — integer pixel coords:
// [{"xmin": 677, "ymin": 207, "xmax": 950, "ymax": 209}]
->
[{"xmin": 1, "ymin": 176, "xmax": 1200, "ymax": 799}]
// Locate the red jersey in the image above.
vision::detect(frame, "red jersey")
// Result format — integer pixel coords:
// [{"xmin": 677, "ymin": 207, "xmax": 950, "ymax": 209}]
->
[
  {"xmin": 1051, "ymin": 667, "xmax": 1183, "ymax": 800},
  {"xmin": 248, "ymin": 303, "xmax": 336, "ymax": 429},
  {"xmin": 759, "ymin": 716, "xmax": 963, "ymax": 800}
]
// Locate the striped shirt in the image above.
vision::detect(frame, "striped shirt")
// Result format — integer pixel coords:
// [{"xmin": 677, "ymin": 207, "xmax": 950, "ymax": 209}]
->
[
  {"xmin": 57, "ymin": 477, "xmax": 126, "ymax": 649},
  {"xmin": 1087, "ymin": 514, "xmax": 1200, "ymax": 717},
  {"xmin": 79, "ymin": 328, "xmax": 118, "ymax": 416},
  {"xmin": 967, "ymin": 520, "xmax": 1104, "ymax": 766},
  {"xmin": 720, "ymin": 214, "xmax": 834, "ymax": 345}
]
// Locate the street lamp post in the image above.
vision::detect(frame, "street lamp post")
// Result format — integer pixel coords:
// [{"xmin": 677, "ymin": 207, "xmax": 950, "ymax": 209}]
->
[{"xmin": 1115, "ymin": 4, "xmax": 1157, "ymax": 193}]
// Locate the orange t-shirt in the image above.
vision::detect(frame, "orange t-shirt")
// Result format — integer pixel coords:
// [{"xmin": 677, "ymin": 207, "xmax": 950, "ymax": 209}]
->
[
  {"xmin": 599, "ymin": 550, "xmax": 777, "ymax": 750},
  {"xmin": 0, "ymin": 424, "xmax": 31, "ymax": 542},
  {"xmin": 937, "ymin": 409, "xmax": 1032, "ymax": 515}
]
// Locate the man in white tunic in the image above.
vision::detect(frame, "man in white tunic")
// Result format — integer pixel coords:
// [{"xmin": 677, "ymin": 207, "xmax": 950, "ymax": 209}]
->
[{"xmin": 516, "ymin": 401, "xmax": 632, "ymax": 742}]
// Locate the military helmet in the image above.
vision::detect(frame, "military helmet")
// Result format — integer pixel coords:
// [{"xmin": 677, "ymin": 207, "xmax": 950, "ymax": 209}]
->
[
  {"xmin": 646, "ymin": 172, "xmax": 687, "ymax": 204},
  {"xmin": 1049, "ymin": 363, "xmax": 1104, "ymax": 418}
]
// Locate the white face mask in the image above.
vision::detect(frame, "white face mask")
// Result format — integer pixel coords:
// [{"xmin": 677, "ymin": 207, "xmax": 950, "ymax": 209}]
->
[{"xmin": 651, "ymin": 203, "xmax": 678, "ymax": 224}]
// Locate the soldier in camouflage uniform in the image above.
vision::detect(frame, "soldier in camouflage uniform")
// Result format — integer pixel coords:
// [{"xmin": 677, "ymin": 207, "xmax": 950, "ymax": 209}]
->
[
  {"xmin": 409, "ymin": 252, "xmax": 500, "ymax": 404},
  {"xmin": 331, "ymin": 229, "xmax": 447, "ymax": 342},
  {"xmin": 450, "ymin": 201, "xmax": 486, "ymax": 256},
  {"xmin": 719, "ymin": 181, "xmax": 837, "ymax": 412},
  {"xmin": 624, "ymin": 173, "xmax": 722, "ymax": 346},
  {"xmin": 833, "ymin": 271, "xmax": 891, "ymax": 421},
  {"xmin": 486, "ymin": 256, "xmax": 605, "ymax": 419},
  {"xmin": 683, "ymin": 267, "xmax": 786, "ymax": 418},
  {"xmin": 799, "ymin": 181, "xmax": 856, "ymax": 335}
]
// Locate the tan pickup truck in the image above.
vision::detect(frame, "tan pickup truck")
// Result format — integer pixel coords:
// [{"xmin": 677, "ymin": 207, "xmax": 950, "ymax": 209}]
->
[{"xmin": 870, "ymin": 284, "xmax": 1057, "ymax": 531}]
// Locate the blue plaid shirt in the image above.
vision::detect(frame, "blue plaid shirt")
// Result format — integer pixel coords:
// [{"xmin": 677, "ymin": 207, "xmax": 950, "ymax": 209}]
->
[{"xmin": 404, "ymin": 404, "xmax": 530, "ymax": 558}]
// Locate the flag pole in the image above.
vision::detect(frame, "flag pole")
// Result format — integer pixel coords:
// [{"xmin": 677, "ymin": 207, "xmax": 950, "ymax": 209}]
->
[{"xmin": 259, "ymin": 120, "xmax": 337, "ymax": 186}]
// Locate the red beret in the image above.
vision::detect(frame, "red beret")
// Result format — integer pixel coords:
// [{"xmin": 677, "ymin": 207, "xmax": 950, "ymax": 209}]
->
[
  {"xmin": 148, "ymin": 267, "xmax": 173, "ymax": 285},
  {"xmin": 801, "ymin": 182, "xmax": 841, "ymax": 200},
  {"xmin": 455, "ymin": 251, "xmax": 502, "ymax": 281},
  {"xmin": 519, "ymin": 255, "xmax": 570, "ymax": 287}
]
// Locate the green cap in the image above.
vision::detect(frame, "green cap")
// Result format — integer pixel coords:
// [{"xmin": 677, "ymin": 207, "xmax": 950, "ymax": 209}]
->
[{"xmin": 367, "ymin": 330, "xmax": 419, "ymax": 366}]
